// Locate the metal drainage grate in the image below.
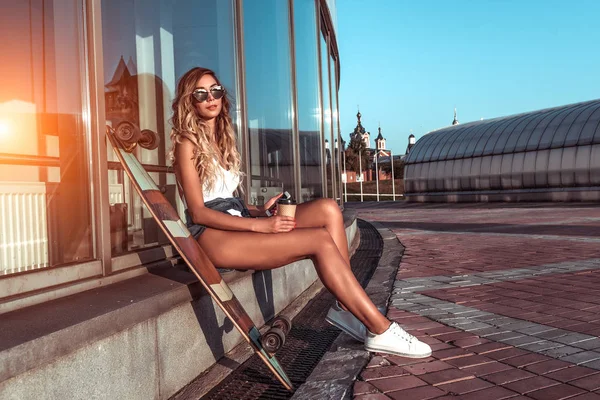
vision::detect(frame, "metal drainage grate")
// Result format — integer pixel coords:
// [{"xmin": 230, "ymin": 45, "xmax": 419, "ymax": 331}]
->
[{"xmin": 200, "ymin": 219, "xmax": 383, "ymax": 400}]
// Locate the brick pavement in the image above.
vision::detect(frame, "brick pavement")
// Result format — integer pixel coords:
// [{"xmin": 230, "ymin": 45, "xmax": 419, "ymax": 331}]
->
[{"xmin": 348, "ymin": 202, "xmax": 600, "ymax": 400}]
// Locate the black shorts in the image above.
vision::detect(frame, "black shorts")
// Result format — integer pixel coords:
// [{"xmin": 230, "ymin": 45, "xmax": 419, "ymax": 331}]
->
[{"xmin": 185, "ymin": 197, "xmax": 252, "ymax": 239}]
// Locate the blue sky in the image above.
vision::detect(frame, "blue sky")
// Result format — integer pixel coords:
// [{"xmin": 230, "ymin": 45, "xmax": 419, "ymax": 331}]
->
[{"xmin": 337, "ymin": 0, "xmax": 600, "ymax": 154}]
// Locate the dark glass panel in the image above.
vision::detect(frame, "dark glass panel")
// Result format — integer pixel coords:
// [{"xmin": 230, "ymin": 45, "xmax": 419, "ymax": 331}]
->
[
  {"xmin": 0, "ymin": 0, "xmax": 93, "ymax": 272},
  {"xmin": 560, "ymin": 147, "xmax": 576, "ymax": 187},
  {"xmin": 536, "ymin": 102, "xmax": 584, "ymax": 150},
  {"xmin": 565, "ymin": 102, "xmax": 600, "ymax": 147},
  {"xmin": 547, "ymin": 148, "xmax": 563, "ymax": 187},
  {"xmin": 487, "ymin": 114, "xmax": 532, "ymax": 156},
  {"xmin": 320, "ymin": 34, "xmax": 333, "ymax": 197},
  {"xmin": 244, "ymin": 0, "xmax": 295, "ymax": 204},
  {"xmin": 502, "ymin": 112, "xmax": 543, "ymax": 154},
  {"xmin": 522, "ymin": 151, "xmax": 537, "ymax": 188},
  {"xmin": 489, "ymin": 155, "xmax": 502, "ymax": 189},
  {"xmin": 514, "ymin": 111, "xmax": 548, "ymax": 152},
  {"xmin": 588, "ymin": 145, "xmax": 600, "ymax": 186},
  {"xmin": 525, "ymin": 109, "xmax": 563, "ymax": 151},
  {"xmin": 500, "ymin": 153, "xmax": 514, "ymax": 190},
  {"xmin": 576, "ymin": 103, "xmax": 600, "ymax": 146},
  {"xmin": 293, "ymin": 0, "xmax": 322, "ymax": 201},
  {"xmin": 533, "ymin": 149, "xmax": 549, "ymax": 187},
  {"xmin": 102, "ymin": 0, "xmax": 238, "ymax": 254},
  {"xmin": 574, "ymin": 145, "xmax": 591, "ymax": 186},
  {"xmin": 446, "ymin": 125, "xmax": 479, "ymax": 159},
  {"xmin": 510, "ymin": 152, "xmax": 525, "ymax": 188}
]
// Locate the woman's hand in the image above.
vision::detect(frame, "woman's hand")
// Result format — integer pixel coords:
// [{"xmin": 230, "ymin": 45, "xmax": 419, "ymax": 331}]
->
[
  {"xmin": 260, "ymin": 193, "xmax": 283, "ymax": 216},
  {"xmin": 252, "ymin": 215, "xmax": 296, "ymax": 233}
]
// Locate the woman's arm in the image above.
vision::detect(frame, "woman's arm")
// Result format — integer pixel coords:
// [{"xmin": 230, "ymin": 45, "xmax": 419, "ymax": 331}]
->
[{"xmin": 175, "ymin": 139, "xmax": 294, "ymax": 233}]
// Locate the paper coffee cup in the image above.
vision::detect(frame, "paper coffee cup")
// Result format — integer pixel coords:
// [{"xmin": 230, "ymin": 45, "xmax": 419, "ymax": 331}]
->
[{"xmin": 277, "ymin": 198, "xmax": 297, "ymax": 218}]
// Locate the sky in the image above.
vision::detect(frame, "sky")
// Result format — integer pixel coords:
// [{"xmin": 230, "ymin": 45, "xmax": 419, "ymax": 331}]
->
[{"xmin": 336, "ymin": 0, "xmax": 600, "ymax": 155}]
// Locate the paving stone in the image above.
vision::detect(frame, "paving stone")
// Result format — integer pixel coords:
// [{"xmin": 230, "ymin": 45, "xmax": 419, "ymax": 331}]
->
[
  {"xmin": 361, "ymin": 366, "xmax": 409, "ymax": 381},
  {"xmin": 544, "ymin": 346, "xmax": 588, "ymax": 358},
  {"xmin": 524, "ymin": 359, "xmax": 574, "ymax": 375},
  {"xmin": 365, "ymin": 356, "xmax": 393, "ymax": 369},
  {"xmin": 485, "ymin": 347, "xmax": 530, "ymax": 361},
  {"xmin": 576, "ymin": 338, "xmax": 600, "ymax": 351},
  {"xmin": 580, "ymin": 359, "xmax": 600, "ymax": 370},
  {"xmin": 463, "ymin": 361, "xmax": 513, "ymax": 376},
  {"xmin": 482, "ymin": 368, "xmax": 536, "ymax": 385},
  {"xmin": 436, "ymin": 377, "xmax": 494, "ymax": 395},
  {"xmin": 451, "ymin": 336, "xmax": 490, "ymax": 348},
  {"xmin": 560, "ymin": 351, "xmax": 600, "ymax": 365},
  {"xmin": 570, "ymin": 374, "xmax": 600, "ymax": 391},
  {"xmin": 432, "ymin": 347, "xmax": 474, "ymax": 361},
  {"xmin": 501, "ymin": 375, "xmax": 561, "ymax": 394},
  {"xmin": 568, "ymin": 393, "xmax": 600, "ymax": 400},
  {"xmin": 387, "ymin": 385, "xmax": 447, "ymax": 400},
  {"xmin": 502, "ymin": 335, "xmax": 544, "ymax": 346},
  {"xmin": 401, "ymin": 360, "xmax": 454, "ymax": 376},
  {"xmin": 555, "ymin": 333, "xmax": 599, "ymax": 345},
  {"xmin": 526, "ymin": 383, "xmax": 586, "ymax": 400},
  {"xmin": 369, "ymin": 375, "xmax": 428, "ymax": 393},
  {"xmin": 518, "ymin": 340, "xmax": 565, "ymax": 352},
  {"xmin": 502, "ymin": 353, "xmax": 552, "ymax": 368},
  {"xmin": 354, "ymin": 381, "xmax": 381, "ymax": 395},
  {"xmin": 418, "ymin": 368, "xmax": 475, "ymax": 386},
  {"xmin": 386, "ymin": 356, "xmax": 435, "ymax": 367},
  {"xmin": 458, "ymin": 385, "xmax": 521, "ymax": 400},
  {"xmin": 544, "ymin": 366, "xmax": 600, "ymax": 383},
  {"xmin": 467, "ymin": 342, "xmax": 512, "ymax": 354},
  {"xmin": 354, "ymin": 393, "xmax": 392, "ymax": 400},
  {"xmin": 445, "ymin": 354, "xmax": 495, "ymax": 369}
]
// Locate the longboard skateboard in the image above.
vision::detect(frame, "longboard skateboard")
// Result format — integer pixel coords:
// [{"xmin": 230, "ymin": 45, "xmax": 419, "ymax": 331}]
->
[{"xmin": 106, "ymin": 126, "xmax": 293, "ymax": 391}]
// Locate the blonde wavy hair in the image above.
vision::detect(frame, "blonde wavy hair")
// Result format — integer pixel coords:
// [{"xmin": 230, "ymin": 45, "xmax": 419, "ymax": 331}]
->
[{"xmin": 169, "ymin": 67, "xmax": 242, "ymax": 193}]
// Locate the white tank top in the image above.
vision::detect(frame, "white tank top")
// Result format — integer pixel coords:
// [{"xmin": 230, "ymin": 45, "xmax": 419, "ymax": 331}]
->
[{"xmin": 202, "ymin": 164, "xmax": 240, "ymax": 202}]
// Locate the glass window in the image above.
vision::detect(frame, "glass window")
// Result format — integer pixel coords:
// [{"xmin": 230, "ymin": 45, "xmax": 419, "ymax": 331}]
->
[
  {"xmin": 330, "ymin": 54, "xmax": 341, "ymax": 203},
  {"xmin": 0, "ymin": 1, "xmax": 93, "ymax": 274},
  {"xmin": 243, "ymin": 0, "xmax": 295, "ymax": 205},
  {"xmin": 320, "ymin": 34, "xmax": 333, "ymax": 198},
  {"xmin": 101, "ymin": 0, "xmax": 238, "ymax": 255},
  {"xmin": 293, "ymin": 0, "xmax": 323, "ymax": 202}
]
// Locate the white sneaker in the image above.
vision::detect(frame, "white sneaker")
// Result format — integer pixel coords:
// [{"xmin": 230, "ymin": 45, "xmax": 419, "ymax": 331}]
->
[
  {"xmin": 364, "ymin": 322, "xmax": 432, "ymax": 358},
  {"xmin": 325, "ymin": 302, "xmax": 386, "ymax": 342}
]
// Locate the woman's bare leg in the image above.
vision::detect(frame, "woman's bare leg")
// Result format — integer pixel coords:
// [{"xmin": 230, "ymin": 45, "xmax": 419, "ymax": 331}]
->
[
  {"xmin": 198, "ymin": 227, "xmax": 391, "ymax": 334},
  {"xmin": 295, "ymin": 199, "xmax": 350, "ymax": 265}
]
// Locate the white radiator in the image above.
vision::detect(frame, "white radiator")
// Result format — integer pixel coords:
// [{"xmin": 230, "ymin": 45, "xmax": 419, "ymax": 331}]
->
[{"xmin": 0, "ymin": 182, "xmax": 48, "ymax": 273}]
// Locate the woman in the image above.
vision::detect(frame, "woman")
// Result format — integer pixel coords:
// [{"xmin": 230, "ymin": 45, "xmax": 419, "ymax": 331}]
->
[{"xmin": 169, "ymin": 67, "xmax": 431, "ymax": 358}]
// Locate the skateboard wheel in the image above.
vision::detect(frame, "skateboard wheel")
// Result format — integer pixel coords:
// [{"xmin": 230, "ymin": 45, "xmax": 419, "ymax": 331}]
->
[
  {"xmin": 262, "ymin": 327, "xmax": 286, "ymax": 354},
  {"xmin": 272, "ymin": 316, "xmax": 292, "ymax": 335}
]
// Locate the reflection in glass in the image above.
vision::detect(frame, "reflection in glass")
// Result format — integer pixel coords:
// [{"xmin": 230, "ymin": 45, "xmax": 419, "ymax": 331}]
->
[
  {"xmin": 320, "ymin": 34, "xmax": 333, "ymax": 198},
  {"xmin": 101, "ymin": 0, "xmax": 237, "ymax": 254},
  {"xmin": 293, "ymin": 0, "xmax": 323, "ymax": 202},
  {"xmin": 0, "ymin": 1, "xmax": 93, "ymax": 274},
  {"xmin": 243, "ymin": 0, "xmax": 295, "ymax": 205},
  {"xmin": 330, "ymin": 54, "xmax": 341, "ymax": 204}
]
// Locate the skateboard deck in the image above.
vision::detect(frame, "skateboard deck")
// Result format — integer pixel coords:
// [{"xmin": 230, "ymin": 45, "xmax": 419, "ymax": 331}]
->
[{"xmin": 106, "ymin": 126, "xmax": 293, "ymax": 391}]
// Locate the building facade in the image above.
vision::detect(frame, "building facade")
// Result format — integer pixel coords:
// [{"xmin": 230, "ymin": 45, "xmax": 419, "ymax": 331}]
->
[
  {"xmin": 404, "ymin": 99, "xmax": 600, "ymax": 202},
  {"xmin": 0, "ymin": 0, "xmax": 341, "ymax": 311}
]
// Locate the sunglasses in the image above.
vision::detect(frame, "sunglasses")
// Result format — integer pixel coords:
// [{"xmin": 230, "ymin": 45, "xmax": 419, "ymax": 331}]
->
[{"xmin": 192, "ymin": 85, "xmax": 225, "ymax": 103}]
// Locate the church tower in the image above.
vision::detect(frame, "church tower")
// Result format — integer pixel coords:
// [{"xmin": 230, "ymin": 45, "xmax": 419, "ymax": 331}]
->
[
  {"xmin": 375, "ymin": 125, "xmax": 386, "ymax": 150},
  {"xmin": 351, "ymin": 109, "xmax": 371, "ymax": 148}
]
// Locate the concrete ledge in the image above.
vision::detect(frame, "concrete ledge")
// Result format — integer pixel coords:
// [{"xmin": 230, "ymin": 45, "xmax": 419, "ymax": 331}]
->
[{"xmin": 0, "ymin": 211, "xmax": 357, "ymax": 400}]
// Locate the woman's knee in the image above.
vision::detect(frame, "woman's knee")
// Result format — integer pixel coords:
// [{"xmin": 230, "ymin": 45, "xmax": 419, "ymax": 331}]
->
[
  {"xmin": 316, "ymin": 198, "xmax": 342, "ymax": 222},
  {"xmin": 310, "ymin": 227, "xmax": 337, "ymax": 254}
]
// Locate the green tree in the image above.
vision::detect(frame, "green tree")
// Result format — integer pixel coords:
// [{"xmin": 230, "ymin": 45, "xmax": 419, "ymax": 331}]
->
[
  {"xmin": 344, "ymin": 134, "xmax": 369, "ymax": 174},
  {"xmin": 379, "ymin": 157, "xmax": 405, "ymax": 179}
]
